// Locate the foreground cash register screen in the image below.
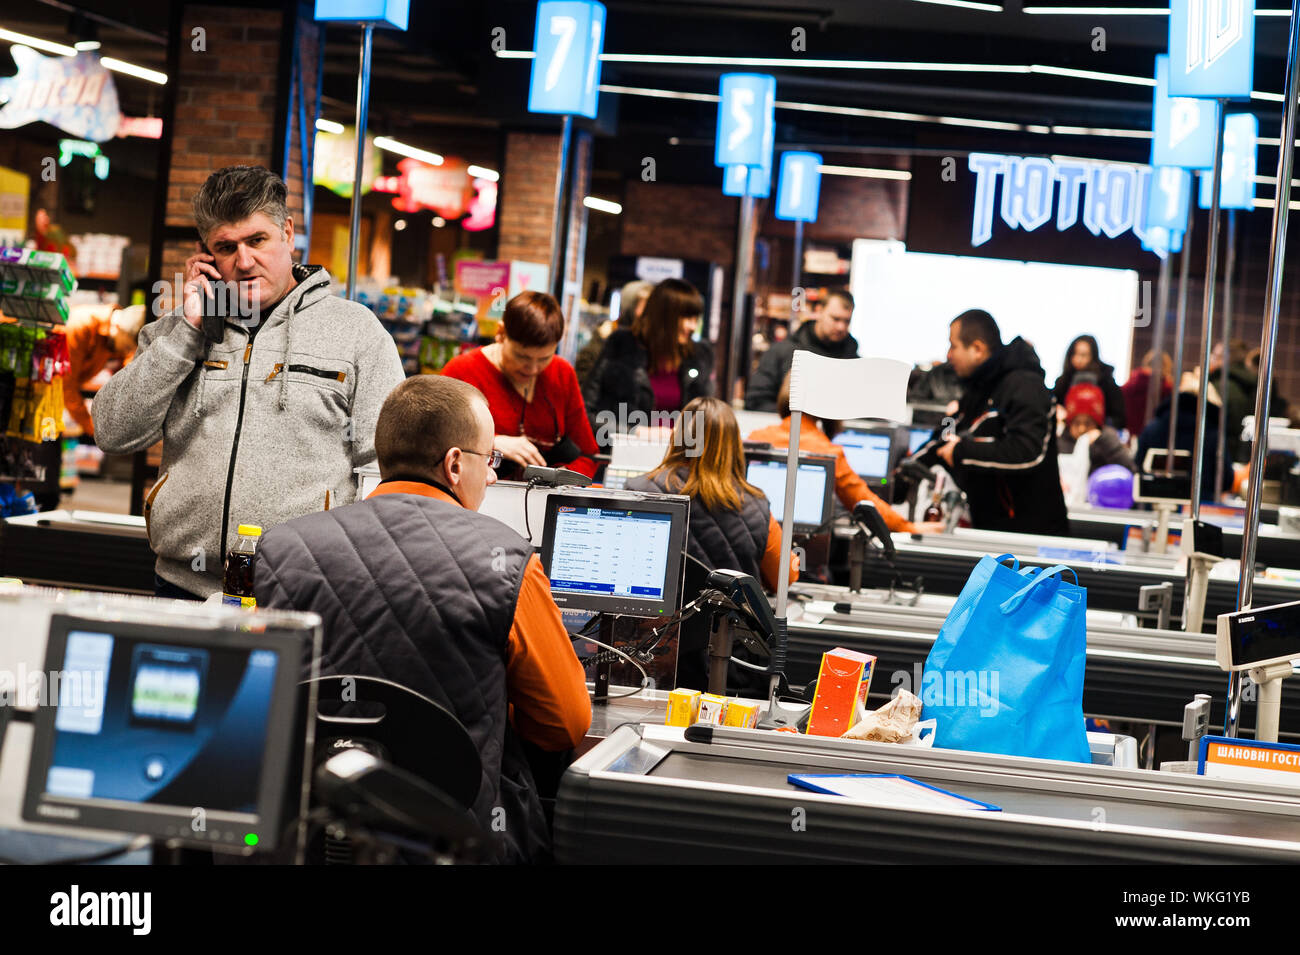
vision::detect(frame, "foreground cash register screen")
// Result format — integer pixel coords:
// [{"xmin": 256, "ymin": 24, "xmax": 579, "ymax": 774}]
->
[
  {"xmin": 540, "ymin": 493, "xmax": 689, "ymax": 617},
  {"xmin": 22, "ymin": 613, "xmax": 312, "ymax": 851}
]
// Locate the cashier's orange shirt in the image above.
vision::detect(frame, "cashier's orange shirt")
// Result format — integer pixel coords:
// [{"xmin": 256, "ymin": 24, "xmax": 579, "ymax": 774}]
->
[
  {"xmin": 367, "ymin": 480, "xmax": 591, "ymax": 751},
  {"xmin": 747, "ymin": 417, "xmax": 916, "ymax": 534}
]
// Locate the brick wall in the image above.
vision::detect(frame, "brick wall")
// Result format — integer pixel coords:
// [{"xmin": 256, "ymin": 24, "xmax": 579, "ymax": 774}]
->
[
  {"xmin": 620, "ymin": 181, "xmax": 740, "ymax": 269},
  {"xmin": 497, "ymin": 131, "xmax": 563, "ymax": 266},
  {"xmin": 156, "ymin": 4, "xmax": 319, "ymax": 312}
]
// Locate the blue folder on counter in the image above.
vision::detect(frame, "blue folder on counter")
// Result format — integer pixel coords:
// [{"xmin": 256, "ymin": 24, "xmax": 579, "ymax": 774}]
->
[{"xmin": 787, "ymin": 773, "xmax": 1001, "ymax": 812}]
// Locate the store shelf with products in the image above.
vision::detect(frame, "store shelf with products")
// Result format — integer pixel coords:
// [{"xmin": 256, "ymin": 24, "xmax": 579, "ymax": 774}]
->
[
  {"xmin": 0, "ymin": 249, "xmax": 78, "ymax": 512},
  {"xmin": 351, "ymin": 278, "xmax": 486, "ymax": 375}
]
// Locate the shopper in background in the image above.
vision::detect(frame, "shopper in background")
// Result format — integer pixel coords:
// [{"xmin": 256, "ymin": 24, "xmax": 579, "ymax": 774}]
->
[
  {"xmin": 582, "ymin": 277, "xmax": 714, "ymax": 446},
  {"xmin": 917, "ymin": 309, "xmax": 1069, "ymax": 534},
  {"xmin": 256, "ymin": 375, "xmax": 589, "ymax": 863},
  {"xmin": 1137, "ymin": 370, "xmax": 1233, "ymax": 502},
  {"xmin": 746, "ymin": 374, "xmax": 940, "ymax": 534},
  {"xmin": 1052, "ymin": 334, "xmax": 1126, "ymax": 431},
  {"xmin": 627, "ymin": 397, "xmax": 799, "ymax": 689},
  {"xmin": 745, "ymin": 289, "xmax": 859, "ymax": 413},
  {"xmin": 1058, "ymin": 383, "xmax": 1136, "ymax": 475},
  {"xmin": 1245, "ymin": 346, "xmax": 1292, "ymax": 427},
  {"xmin": 63, "ymin": 303, "xmax": 145, "ymax": 440},
  {"xmin": 1213, "ymin": 338, "xmax": 1291, "ymax": 464},
  {"xmin": 1120, "ymin": 349, "xmax": 1172, "ymax": 438},
  {"xmin": 93, "ymin": 165, "xmax": 406, "ymax": 600},
  {"xmin": 574, "ymin": 279, "xmax": 652, "ymax": 386},
  {"xmin": 441, "ymin": 291, "xmax": 599, "ymax": 480}
]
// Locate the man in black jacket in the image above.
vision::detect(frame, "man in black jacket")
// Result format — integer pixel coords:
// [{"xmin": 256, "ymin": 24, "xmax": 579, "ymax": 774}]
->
[
  {"xmin": 918, "ymin": 310, "xmax": 1069, "ymax": 535},
  {"xmin": 745, "ymin": 290, "xmax": 859, "ymax": 412}
]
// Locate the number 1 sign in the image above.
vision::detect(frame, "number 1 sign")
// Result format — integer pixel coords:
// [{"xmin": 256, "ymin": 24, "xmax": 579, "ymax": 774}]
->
[{"xmin": 775, "ymin": 152, "xmax": 823, "ymax": 222}]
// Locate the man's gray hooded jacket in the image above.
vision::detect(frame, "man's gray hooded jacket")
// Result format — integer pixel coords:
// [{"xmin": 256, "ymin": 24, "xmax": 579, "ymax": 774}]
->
[{"xmin": 94, "ymin": 264, "xmax": 405, "ymax": 596}]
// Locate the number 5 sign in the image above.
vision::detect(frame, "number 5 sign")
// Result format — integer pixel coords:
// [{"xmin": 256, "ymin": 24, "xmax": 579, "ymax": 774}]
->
[
  {"xmin": 527, "ymin": 1, "xmax": 606, "ymax": 118},
  {"xmin": 715, "ymin": 73, "xmax": 775, "ymax": 169},
  {"xmin": 1169, "ymin": 0, "xmax": 1255, "ymax": 100}
]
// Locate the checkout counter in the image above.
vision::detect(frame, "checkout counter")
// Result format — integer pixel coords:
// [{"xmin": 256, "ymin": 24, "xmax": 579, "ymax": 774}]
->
[
  {"xmin": 783, "ymin": 583, "xmax": 1300, "ymax": 740},
  {"xmin": 555, "ymin": 720, "xmax": 1300, "ymax": 864},
  {"xmin": 0, "ymin": 510, "xmax": 154, "ymax": 594}
]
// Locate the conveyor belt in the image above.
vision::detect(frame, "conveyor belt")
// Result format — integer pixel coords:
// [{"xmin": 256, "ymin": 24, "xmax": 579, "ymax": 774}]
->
[{"xmin": 555, "ymin": 724, "xmax": 1300, "ymax": 863}]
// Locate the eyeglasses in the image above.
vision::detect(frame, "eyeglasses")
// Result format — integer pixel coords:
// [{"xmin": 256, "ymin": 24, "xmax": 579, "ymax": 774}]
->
[{"xmin": 462, "ymin": 448, "xmax": 503, "ymax": 469}]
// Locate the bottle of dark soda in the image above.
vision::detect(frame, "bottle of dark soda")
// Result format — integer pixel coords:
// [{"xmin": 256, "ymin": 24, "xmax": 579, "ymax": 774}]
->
[
  {"xmin": 223, "ymin": 523, "xmax": 262, "ymax": 608},
  {"xmin": 923, "ymin": 492, "xmax": 943, "ymax": 524}
]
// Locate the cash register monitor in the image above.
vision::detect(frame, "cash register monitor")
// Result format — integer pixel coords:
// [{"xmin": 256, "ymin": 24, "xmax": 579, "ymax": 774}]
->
[
  {"xmin": 908, "ymin": 427, "xmax": 932, "ymax": 455},
  {"xmin": 540, "ymin": 494, "xmax": 689, "ymax": 618},
  {"xmin": 744, "ymin": 449, "xmax": 836, "ymax": 533},
  {"xmin": 23, "ymin": 613, "xmax": 314, "ymax": 852},
  {"xmin": 834, "ymin": 428, "xmax": 895, "ymax": 486}
]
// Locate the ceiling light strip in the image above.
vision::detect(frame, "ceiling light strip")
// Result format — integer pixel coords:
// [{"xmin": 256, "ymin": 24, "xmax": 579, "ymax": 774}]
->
[{"xmin": 819, "ymin": 165, "xmax": 913, "ymax": 179}]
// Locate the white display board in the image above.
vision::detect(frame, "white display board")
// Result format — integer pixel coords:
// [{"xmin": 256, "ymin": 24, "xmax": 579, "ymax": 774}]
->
[{"xmin": 849, "ymin": 240, "xmax": 1137, "ymax": 383}]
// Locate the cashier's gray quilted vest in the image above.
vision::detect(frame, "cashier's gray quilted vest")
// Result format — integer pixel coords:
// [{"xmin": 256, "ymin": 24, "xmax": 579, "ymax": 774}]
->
[{"xmin": 254, "ymin": 492, "xmax": 545, "ymax": 863}]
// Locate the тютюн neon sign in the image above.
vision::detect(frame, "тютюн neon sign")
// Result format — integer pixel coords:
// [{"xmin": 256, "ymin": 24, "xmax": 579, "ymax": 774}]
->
[{"xmin": 969, "ymin": 153, "xmax": 1154, "ymax": 248}]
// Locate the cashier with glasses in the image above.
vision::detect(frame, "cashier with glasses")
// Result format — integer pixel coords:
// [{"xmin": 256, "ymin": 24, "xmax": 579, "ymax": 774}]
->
[{"xmin": 441, "ymin": 291, "xmax": 600, "ymax": 481}]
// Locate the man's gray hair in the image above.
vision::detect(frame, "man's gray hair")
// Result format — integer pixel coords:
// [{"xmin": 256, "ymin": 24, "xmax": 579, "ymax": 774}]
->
[{"xmin": 192, "ymin": 165, "xmax": 289, "ymax": 240}]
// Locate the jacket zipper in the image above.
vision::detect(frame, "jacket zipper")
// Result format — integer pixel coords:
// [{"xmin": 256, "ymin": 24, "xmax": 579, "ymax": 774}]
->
[
  {"xmin": 219, "ymin": 340, "xmax": 254, "ymax": 565},
  {"xmin": 265, "ymin": 363, "xmax": 346, "ymax": 383}
]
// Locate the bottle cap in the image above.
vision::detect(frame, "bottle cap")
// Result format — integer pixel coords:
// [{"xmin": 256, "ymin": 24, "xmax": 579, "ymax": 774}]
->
[{"xmin": 237, "ymin": 524, "xmax": 263, "ymax": 537}]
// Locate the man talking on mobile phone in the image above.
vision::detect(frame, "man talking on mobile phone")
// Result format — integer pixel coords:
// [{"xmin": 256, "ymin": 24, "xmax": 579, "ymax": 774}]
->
[{"xmin": 93, "ymin": 165, "xmax": 405, "ymax": 599}]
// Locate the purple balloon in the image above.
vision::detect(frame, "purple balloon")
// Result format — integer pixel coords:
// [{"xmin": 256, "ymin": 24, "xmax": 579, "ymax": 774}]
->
[{"xmin": 1089, "ymin": 464, "xmax": 1134, "ymax": 509}]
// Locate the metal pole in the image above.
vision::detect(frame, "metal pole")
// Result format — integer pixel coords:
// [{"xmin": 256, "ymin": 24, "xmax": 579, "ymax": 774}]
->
[
  {"xmin": 791, "ymin": 218, "xmax": 804, "ymax": 326},
  {"xmin": 1190, "ymin": 102, "xmax": 1227, "ymax": 515},
  {"xmin": 1166, "ymin": 200, "xmax": 1195, "ymax": 475},
  {"xmin": 345, "ymin": 22, "xmax": 374, "ymax": 301},
  {"xmin": 548, "ymin": 114, "xmax": 573, "ymax": 300},
  {"xmin": 1229, "ymin": 0, "xmax": 1300, "ymax": 739},
  {"xmin": 1146, "ymin": 248, "xmax": 1173, "ymax": 433},
  {"xmin": 729, "ymin": 193, "xmax": 755, "ymax": 402},
  {"xmin": 1216, "ymin": 208, "xmax": 1239, "ymax": 500}
]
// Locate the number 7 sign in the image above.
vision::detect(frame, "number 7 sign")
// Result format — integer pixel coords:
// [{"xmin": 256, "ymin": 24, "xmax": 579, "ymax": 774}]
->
[{"xmin": 528, "ymin": 1, "xmax": 606, "ymax": 118}]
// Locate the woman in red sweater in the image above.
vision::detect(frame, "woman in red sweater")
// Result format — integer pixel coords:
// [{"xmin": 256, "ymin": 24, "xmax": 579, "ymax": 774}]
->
[{"xmin": 441, "ymin": 291, "xmax": 600, "ymax": 480}]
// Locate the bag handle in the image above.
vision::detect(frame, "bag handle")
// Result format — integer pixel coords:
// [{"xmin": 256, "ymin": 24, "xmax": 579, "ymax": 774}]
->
[
  {"xmin": 993, "ymin": 553, "xmax": 1019, "ymax": 571},
  {"xmin": 999, "ymin": 564, "xmax": 1079, "ymax": 615}
]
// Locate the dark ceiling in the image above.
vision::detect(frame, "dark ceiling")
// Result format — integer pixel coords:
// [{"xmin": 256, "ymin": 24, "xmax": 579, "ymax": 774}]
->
[{"xmin": 3, "ymin": 0, "xmax": 1298, "ymax": 185}]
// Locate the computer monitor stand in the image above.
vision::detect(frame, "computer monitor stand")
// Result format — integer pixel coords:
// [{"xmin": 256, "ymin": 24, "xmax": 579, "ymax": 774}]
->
[
  {"xmin": 593, "ymin": 615, "xmax": 615, "ymax": 705},
  {"xmin": 1251, "ymin": 661, "xmax": 1294, "ymax": 743},
  {"xmin": 848, "ymin": 528, "xmax": 868, "ymax": 593},
  {"xmin": 1152, "ymin": 502, "xmax": 1178, "ymax": 555},
  {"xmin": 1183, "ymin": 552, "xmax": 1222, "ymax": 634}
]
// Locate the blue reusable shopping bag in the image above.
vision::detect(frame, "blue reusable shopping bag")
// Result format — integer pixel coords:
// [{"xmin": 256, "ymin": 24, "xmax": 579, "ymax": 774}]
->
[{"xmin": 920, "ymin": 554, "xmax": 1090, "ymax": 763}]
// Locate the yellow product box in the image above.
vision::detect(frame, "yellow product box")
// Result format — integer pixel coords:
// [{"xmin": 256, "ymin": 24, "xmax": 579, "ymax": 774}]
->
[
  {"xmin": 724, "ymin": 700, "xmax": 760, "ymax": 729},
  {"xmin": 697, "ymin": 693, "xmax": 728, "ymax": 726},
  {"xmin": 665, "ymin": 688, "xmax": 701, "ymax": 727}
]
